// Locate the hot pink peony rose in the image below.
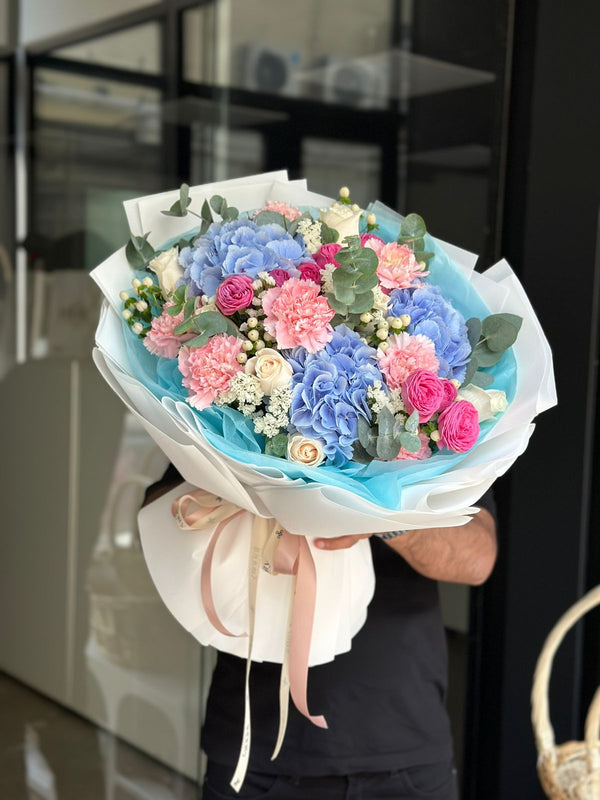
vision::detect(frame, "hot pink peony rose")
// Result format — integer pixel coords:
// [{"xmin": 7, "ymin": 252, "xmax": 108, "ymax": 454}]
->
[
  {"xmin": 143, "ymin": 302, "xmax": 195, "ymax": 359},
  {"xmin": 377, "ymin": 333, "xmax": 439, "ymax": 389},
  {"xmin": 178, "ymin": 334, "xmax": 243, "ymax": 410},
  {"xmin": 401, "ymin": 369, "xmax": 445, "ymax": 422},
  {"xmin": 269, "ymin": 268, "xmax": 291, "ymax": 287},
  {"xmin": 364, "ymin": 239, "xmax": 428, "ymax": 290},
  {"xmin": 314, "ymin": 243, "xmax": 342, "ymax": 269},
  {"xmin": 216, "ymin": 274, "xmax": 255, "ymax": 316},
  {"xmin": 397, "ymin": 432, "xmax": 432, "ymax": 461},
  {"xmin": 262, "ymin": 278, "xmax": 335, "ymax": 353},
  {"xmin": 360, "ymin": 232, "xmax": 385, "ymax": 248},
  {"xmin": 254, "ymin": 200, "xmax": 301, "ymax": 221},
  {"xmin": 437, "ymin": 400, "xmax": 480, "ymax": 453},
  {"xmin": 439, "ymin": 379, "xmax": 458, "ymax": 411},
  {"xmin": 298, "ymin": 261, "xmax": 323, "ymax": 284}
]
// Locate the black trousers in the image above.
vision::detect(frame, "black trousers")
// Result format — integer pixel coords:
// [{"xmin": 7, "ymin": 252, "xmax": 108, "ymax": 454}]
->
[{"xmin": 201, "ymin": 760, "xmax": 459, "ymax": 799}]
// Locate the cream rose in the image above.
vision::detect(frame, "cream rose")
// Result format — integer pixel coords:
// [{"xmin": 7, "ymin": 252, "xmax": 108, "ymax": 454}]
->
[
  {"xmin": 148, "ymin": 247, "xmax": 184, "ymax": 299},
  {"xmin": 244, "ymin": 348, "xmax": 293, "ymax": 395},
  {"xmin": 458, "ymin": 384, "xmax": 508, "ymax": 422},
  {"xmin": 287, "ymin": 434, "xmax": 325, "ymax": 467},
  {"xmin": 320, "ymin": 201, "xmax": 362, "ymax": 241}
]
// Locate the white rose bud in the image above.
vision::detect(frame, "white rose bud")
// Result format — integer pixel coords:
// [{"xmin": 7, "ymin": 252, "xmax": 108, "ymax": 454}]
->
[
  {"xmin": 287, "ymin": 434, "xmax": 325, "ymax": 468},
  {"xmin": 339, "ymin": 186, "xmax": 350, "ymax": 199},
  {"xmin": 119, "ymin": 290, "xmax": 130, "ymax": 301},
  {"xmin": 320, "ymin": 201, "xmax": 362, "ymax": 241},
  {"xmin": 148, "ymin": 247, "xmax": 183, "ymax": 300},
  {"xmin": 135, "ymin": 300, "xmax": 148, "ymax": 312},
  {"xmin": 245, "ymin": 347, "xmax": 293, "ymax": 395},
  {"xmin": 142, "ymin": 276, "xmax": 154, "ymax": 287},
  {"xmin": 131, "ymin": 278, "xmax": 141, "ymax": 289},
  {"xmin": 131, "ymin": 322, "xmax": 144, "ymax": 335},
  {"xmin": 122, "ymin": 309, "xmax": 132, "ymax": 320},
  {"xmin": 351, "ymin": 203, "xmax": 360, "ymax": 212},
  {"xmin": 366, "ymin": 213, "xmax": 377, "ymax": 226}
]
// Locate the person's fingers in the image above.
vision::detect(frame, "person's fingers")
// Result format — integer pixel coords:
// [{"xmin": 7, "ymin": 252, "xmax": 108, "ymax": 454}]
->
[{"xmin": 314, "ymin": 534, "xmax": 371, "ymax": 550}]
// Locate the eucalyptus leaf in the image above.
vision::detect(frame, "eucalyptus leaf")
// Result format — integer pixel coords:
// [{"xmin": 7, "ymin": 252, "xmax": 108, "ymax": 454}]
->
[
  {"xmin": 358, "ymin": 417, "xmax": 378, "ymax": 457},
  {"xmin": 466, "ymin": 317, "xmax": 482, "ymax": 350},
  {"xmin": 400, "ymin": 213, "xmax": 427, "ymax": 240},
  {"xmin": 333, "ymin": 284, "xmax": 356, "ymax": 305},
  {"xmin": 377, "ymin": 435, "xmax": 401, "ymax": 461},
  {"xmin": 125, "ymin": 233, "xmax": 155, "ymax": 268},
  {"xmin": 482, "ymin": 314, "xmax": 521, "ymax": 352},
  {"xmin": 462, "ymin": 356, "xmax": 479, "ymax": 386},
  {"xmin": 201, "ymin": 199, "xmax": 213, "ymax": 221},
  {"xmin": 210, "ymin": 195, "xmax": 227, "ymax": 215},
  {"xmin": 180, "ymin": 183, "xmax": 190, "ymax": 210},
  {"xmin": 348, "ymin": 292, "xmax": 374, "ymax": 314},
  {"xmin": 320, "ymin": 222, "xmax": 339, "ymax": 244},
  {"xmin": 471, "ymin": 370, "xmax": 495, "ymax": 388},
  {"xmin": 405, "ymin": 409, "xmax": 420, "ymax": 435},
  {"xmin": 351, "ymin": 440, "xmax": 374, "ymax": 464},
  {"xmin": 184, "ymin": 332, "xmax": 210, "ymax": 348},
  {"xmin": 254, "ymin": 210, "xmax": 286, "ymax": 227},
  {"xmin": 265, "ymin": 433, "xmax": 288, "ymax": 458},
  {"xmin": 326, "ymin": 294, "xmax": 350, "ymax": 315},
  {"xmin": 378, "ymin": 407, "xmax": 395, "ymax": 437},
  {"xmin": 473, "ymin": 342, "xmax": 504, "ymax": 367},
  {"xmin": 332, "ymin": 268, "xmax": 359, "ymax": 288},
  {"xmin": 354, "ymin": 272, "xmax": 379, "ymax": 293},
  {"xmin": 414, "ymin": 250, "xmax": 435, "ymax": 266},
  {"xmin": 393, "ymin": 416, "xmax": 405, "ymax": 439},
  {"xmin": 399, "ymin": 432, "xmax": 422, "ymax": 453},
  {"xmin": 165, "ymin": 305, "xmax": 181, "ymax": 316}
]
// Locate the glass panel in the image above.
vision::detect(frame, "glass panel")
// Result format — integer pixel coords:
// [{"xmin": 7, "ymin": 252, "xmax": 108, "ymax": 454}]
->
[
  {"xmin": 53, "ymin": 22, "xmax": 161, "ymax": 75},
  {"xmin": 0, "ymin": 57, "xmax": 14, "ymax": 381}
]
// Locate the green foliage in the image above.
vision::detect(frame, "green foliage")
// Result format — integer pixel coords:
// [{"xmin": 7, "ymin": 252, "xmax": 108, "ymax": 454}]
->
[
  {"xmin": 173, "ymin": 310, "xmax": 238, "ymax": 348},
  {"xmin": 326, "ymin": 236, "xmax": 378, "ymax": 320},
  {"xmin": 355, "ymin": 406, "xmax": 423, "ymax": 463},
  {"xmin": 399, "ymin": 432, "xmax": 422, "ymax": 453},
  {"xmin": 254, "ymin": 210, "xmax": 286, "ymax": 227},
  {"xmin": 209, "ymin": 194, "xmax": 239, "ymax": 222},
  {"xmin": 265, "ymin": 433, "xmax": 289, "ymax": 458},
  {"xmin": 397, "ymin": 213, "xmax": 434, "ymax": 267},
  {"xmin": 161, "ymin": 183, "xmax": 192, "ymax": 217},
  {"xmin": 320, "ymin": 221, "xmax": 339, "ymax": 244},
  {"xmin": 471, "ymin": 370, "xmax": 494, "ymax": 388},
  {"xmin": 462, "ymin": 312, "xmax": 523, "ymax": 387},
  {"xmin": 405, "ymin": 410, "xmax": 420, "ymax": 435},
  {"xmin": 125, "ymin": 233, "xmax": 155, "ymax": 268}
]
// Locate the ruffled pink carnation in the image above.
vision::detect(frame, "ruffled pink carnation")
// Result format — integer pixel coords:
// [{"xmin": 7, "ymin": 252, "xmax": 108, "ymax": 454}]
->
[
  {"xmin": 437, "ymin": 400, "xmax": 480, "ymax": 453},
  {"xmin": 364, "ymin": 239, "xmax": 428, "ymax": 290},
  {"xmin": 314, "ymin": 243, "xmax": 342, "ymax": 269},
  {"xmin": 378, "ymin": 333, "xmax": 439, "ymax": 389},
  {"xmin": 143, "ymin": 302, "xmax": 195, "ymax": 359},
  {"xmin": 178, "ymin": 335, "xmax": 243, "ymax": 410},
  {"xmin": 397, "ymin": 432, "xmax": 432, "ymax": 461},
  {"xmin": 254, "ymin": 200, "xmax": 301, "ymax": 221},
  {"xmin": 262, "ymin": 278, "xmax": 335, "ymax": 353}
]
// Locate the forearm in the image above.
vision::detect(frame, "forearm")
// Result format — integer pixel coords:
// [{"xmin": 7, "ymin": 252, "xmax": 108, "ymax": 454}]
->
[{"xmin": 385, "ymin": 509, "xmax": 497, "ymax": 586}]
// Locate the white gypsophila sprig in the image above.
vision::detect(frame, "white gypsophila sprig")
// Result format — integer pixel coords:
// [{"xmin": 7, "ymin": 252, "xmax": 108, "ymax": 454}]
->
[
  {"xmin": 321, "ymin": 263, "xmax": 336, "ymax": 294},
  {"xmin": 367, "ymin": 381, "xmax": 405, "ymax": 415},
  {"xmin": 216, "ymin": 372, "xmax": 264, "ymax": 416},
  {"xmin": 253, "ymin": 385, "xmax": 292, "ymax": 437},
  {"xmin": 372, "ymin": 286, "xmax": 391, "ymax": 314},
  {"xmin": 296, "ymin": 218, "xmax": 323, "ymax": 254}
]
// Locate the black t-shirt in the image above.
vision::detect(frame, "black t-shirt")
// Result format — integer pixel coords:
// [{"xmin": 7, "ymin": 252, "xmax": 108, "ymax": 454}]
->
[{"xmin": 145, "ymin": 466, "xmax": 495, "ymax": 775}]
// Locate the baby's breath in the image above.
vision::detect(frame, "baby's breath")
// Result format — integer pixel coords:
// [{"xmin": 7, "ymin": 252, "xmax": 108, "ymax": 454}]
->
[{"xmin": 296, "ymin": 218, "xmax": 323, "ymax": 254}]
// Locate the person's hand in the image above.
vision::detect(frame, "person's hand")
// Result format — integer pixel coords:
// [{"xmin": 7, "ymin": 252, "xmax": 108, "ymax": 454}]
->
[{"xmin": 314, "ymin": 534, "xmax": 372, "ymax": 551}]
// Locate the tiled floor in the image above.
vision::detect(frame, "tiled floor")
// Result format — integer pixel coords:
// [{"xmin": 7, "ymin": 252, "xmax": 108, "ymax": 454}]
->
[{"xmin": 0, "ymin": 671, "xmax": 198, "ymax": 800}]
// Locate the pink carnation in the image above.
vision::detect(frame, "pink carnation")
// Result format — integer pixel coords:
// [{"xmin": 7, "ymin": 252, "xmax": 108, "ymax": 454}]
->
[
  {"xmin": 314, "ymin": 243, "xmax": 342, "ymax": 269},
  {"xmin": 178, "ymin": 335, "xmax": 243, "ymax": 410},
  {"xmin": 397, "ymin": 432, "xmax": 432, "ymax": 461},
  {"xmin": 360, "ymin": 232, "xmax": 385, "ymax": 248},
  {"xmin": 378, "ymin": 333, "xmax": 439, "ymax": 389},
  {"xmin": 254, "ymin": 200, "xmax": 301, "ymax": 221},
  {"xmin": 262, "ymin": 278, "xmax": 335, "ymax": 353},
  {"xmin": 364, "ymin": 239, "xmax": 428, "ymax": 290},
  {"xmin": 401, "ymin": 369, "xmax": 445, "ymax": 423},
  {"xmin": 437, "ymin": 400, "xmax": 480, "ymax": 453},
  {"xmin": 143, "ymin": 302, "xmax": 195, "ymax": 359},
  {"xmin": 298, "ymin": 261, "xmax": 323, "ymax": 284},
  {"xmin": 216, "ymin": 274, "xmax": 254, "ymax": 315}
]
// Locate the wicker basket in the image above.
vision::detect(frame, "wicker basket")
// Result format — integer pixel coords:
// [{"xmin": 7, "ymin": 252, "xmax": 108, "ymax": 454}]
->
[{"xmin": 532, "ymin": 585, "xmax": 600, "ymax": 799}]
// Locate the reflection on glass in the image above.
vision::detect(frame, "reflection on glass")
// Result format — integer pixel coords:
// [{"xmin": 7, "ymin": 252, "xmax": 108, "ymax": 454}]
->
[
  {"xmin": 302, "ymin": 138, "xmax": 380, "ymax": 207},
  {"xmin": 52, "ymin": 23, "xmax": 161, "ymax": 75}
]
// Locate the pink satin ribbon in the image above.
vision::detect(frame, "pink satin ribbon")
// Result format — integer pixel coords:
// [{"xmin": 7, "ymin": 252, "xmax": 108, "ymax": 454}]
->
[{"xmin": 171, "ymin": 490, "xmax": 327, "ymax": 730}]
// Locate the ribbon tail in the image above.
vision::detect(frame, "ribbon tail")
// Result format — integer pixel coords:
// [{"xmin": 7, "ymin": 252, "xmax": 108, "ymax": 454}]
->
[
  {"xmin": 270, "ymin": 575, "xmax": 294, "ymax": 761},
  {"xmin": 288, "ymin": 537, "xmax": 328, "ymax": 730},
  {"xmin": 201, "ymin": 510, "xmax": 247, "ymax": 638}
]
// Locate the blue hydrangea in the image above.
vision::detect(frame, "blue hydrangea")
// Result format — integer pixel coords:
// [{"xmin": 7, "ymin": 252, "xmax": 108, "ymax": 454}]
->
[
  {"xmin": 288, "ymin": 325, "xmax": 382, "ymax": 466},
  {"xmin": 178, "ymin": 218, "xmax": 311, "ymax": 297},
  {"xmin": 388, "ymin": 286, "xmax": 471, "ymax": 382}
]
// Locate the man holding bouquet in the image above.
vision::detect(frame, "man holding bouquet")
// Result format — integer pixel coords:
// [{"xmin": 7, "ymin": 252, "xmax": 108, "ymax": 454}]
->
[{"xmin": 144, "ymin": 465, "xmax": 496, "ymax": 800}]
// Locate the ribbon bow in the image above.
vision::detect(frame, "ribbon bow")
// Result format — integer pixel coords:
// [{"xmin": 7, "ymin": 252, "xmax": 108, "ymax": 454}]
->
[{"xmin": 172, "ymin": 489, "xmax": 327, "ymax": 792}]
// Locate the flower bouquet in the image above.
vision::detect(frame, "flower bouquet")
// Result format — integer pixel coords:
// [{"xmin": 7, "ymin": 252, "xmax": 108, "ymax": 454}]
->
[{"xmin": 91, "ymin": 171, "xmax": 555, "ymax": 787}]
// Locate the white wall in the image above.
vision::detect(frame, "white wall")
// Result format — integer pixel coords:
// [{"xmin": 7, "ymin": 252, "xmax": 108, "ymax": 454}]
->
[{"xmin": 20, "ymin": 0, "xmax": 154, "ymax": 45}]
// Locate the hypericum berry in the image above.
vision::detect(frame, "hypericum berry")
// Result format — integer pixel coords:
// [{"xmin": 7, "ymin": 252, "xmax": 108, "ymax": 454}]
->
[{"xmin": 247, "ymin": 329, "xmax": 259, "ymax": 342}]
